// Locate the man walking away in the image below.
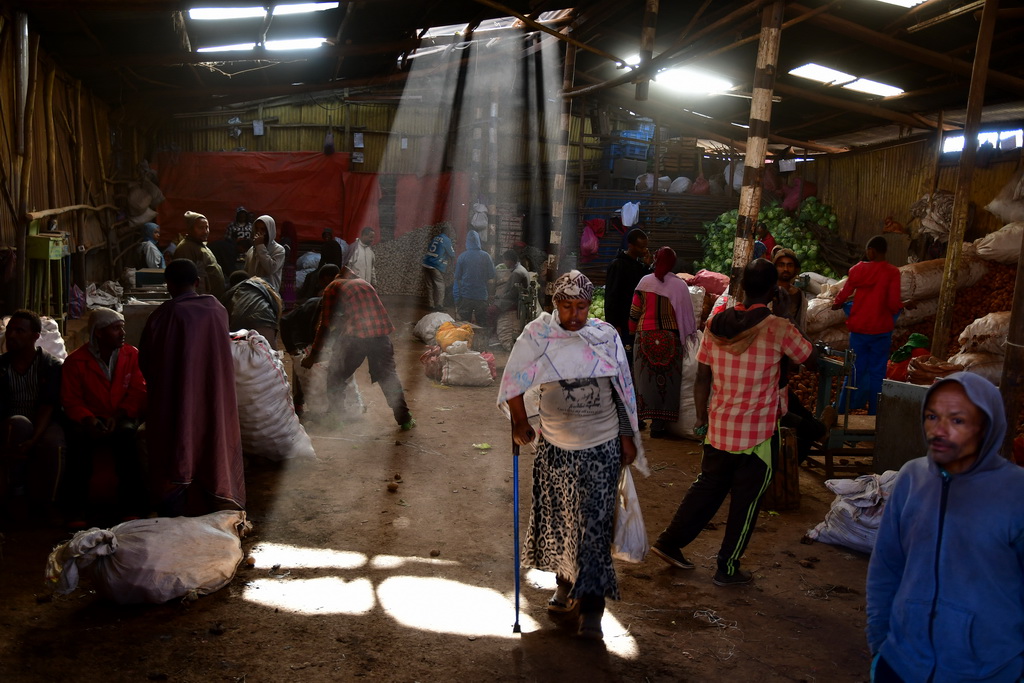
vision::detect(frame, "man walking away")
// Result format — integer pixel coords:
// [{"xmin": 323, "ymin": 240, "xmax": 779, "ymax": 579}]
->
[
  {"xmin": 831, "ymin": 236, "xmax": 915, "ymax": 414},
  {"xmin": 866, "ymin": 373, "xmax": 1024, "ymax": 683},
  {"xmin": 651, "ymin": 260, "xmax": 815, "ymax": 586},
  {"xmin": 453, "ymin": 230, "xmax": 496, "ymax": 325}
]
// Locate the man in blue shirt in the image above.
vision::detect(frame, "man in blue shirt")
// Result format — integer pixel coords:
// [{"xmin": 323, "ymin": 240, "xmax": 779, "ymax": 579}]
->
[{"xmin": 421, "ymin": 225, "xmax": 456, "ymax": 312}]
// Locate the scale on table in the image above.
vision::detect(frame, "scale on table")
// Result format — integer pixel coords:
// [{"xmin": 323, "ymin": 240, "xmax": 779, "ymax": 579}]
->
[{"xmin": 804, "ymin": 346, "xmax": 877, "ymax": 478}]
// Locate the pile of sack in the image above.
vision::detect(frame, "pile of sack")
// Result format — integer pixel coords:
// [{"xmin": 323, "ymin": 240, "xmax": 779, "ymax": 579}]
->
[
  {"xmin": 413, "ymin": 312, "xmax": 496, "ymax": 387},
  {"xmin": 948, "ymin": 311, "xmax": 1011, "ymax": 386},
  {"xmin": 806, "ymin": 471, "xmax": 899, "ymax": 554}
]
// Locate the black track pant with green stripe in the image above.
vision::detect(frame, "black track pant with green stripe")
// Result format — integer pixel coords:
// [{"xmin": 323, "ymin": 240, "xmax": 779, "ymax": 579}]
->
[{"xmin": 656, "ymin": 432, "xmax": 778, "ymax": 576}]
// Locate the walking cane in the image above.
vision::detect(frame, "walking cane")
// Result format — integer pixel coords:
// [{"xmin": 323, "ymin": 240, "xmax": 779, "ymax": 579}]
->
[{"xmin": 512, "ymin": 442, "xmax": 522, "ymax": 634}]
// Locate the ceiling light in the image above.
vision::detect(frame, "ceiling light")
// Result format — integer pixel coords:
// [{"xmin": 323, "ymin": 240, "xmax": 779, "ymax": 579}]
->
[
  {"xmin": 273, "ymin": 2, "xmax": 339, "ymax": 15},
  {"xmin": 842, "ymin": 78, "xmax": 903, "ymax": 97},
  {"xmin": 266, "ymin": 38, "xmax": 328, "ymax": 50},
  {"xmin": 788, "ymin": 63, "xmax": 855, "ymax": 86},
  {"xmin": 871, "ymin": 0, "xmax": 927, "ymax": 7},
  {"xmin": 656, "ymin": 67, "xmax": 733, "ymax": 95},
  {"xmin": 190, "ymin": 3, "xmax": 338, "ymax": 21},
  {"xmin": 189, "ymin": 7, "xmax": 266, "ymax": 20},
  {"xmin": 197, "ymin": 42, "xmax": 257, "ymax": 53}
]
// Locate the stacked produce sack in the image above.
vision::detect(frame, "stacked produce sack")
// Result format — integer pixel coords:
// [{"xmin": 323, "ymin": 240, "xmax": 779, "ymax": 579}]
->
[
  {"xmin": 948, "ymin": 311, "xmax": 1011, "ymax": 385},
  {"xmin": 374, "ymin": 222, "xmax": 454, "ymax": 297},
  {"xmin": 230, "ymin": 330, "xmax": 315, "ymax": 460}
]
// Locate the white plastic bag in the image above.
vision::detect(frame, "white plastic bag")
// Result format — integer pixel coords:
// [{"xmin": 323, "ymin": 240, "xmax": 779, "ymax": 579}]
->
[
  {"xmin": 612, "ymin": 468, "xmax": 649, "ymax": 563},
  {"xmin": 621, "ymin": 202, "xmax": 640, "ymax": 227},
  {"xmin": 46, "ymin": 511, "xmax": 251, "ymax": 604},
  {"xmin": 687, "ymin": 285, "xmax": 705, "ymax": 327},
  {"xmin": 231, "ymin": 330, "xmax": 315, "ymax": 460},
  {"xmin": 413, "ymin": 311, "xmax": 454, "ymax": 345}
]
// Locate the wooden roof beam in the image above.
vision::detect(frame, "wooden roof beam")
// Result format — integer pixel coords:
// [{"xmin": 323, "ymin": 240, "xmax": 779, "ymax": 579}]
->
[{"xmin": 772, "ymin": 81, "xmax": 949, "ymax": 131}]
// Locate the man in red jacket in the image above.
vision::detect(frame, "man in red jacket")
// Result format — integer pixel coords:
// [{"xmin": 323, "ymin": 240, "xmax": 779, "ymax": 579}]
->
[
  {"xmin": 831, "ymin": 236, "xmax": 916, "ymax": 414},
  {"xmin": 61, "ymin": 307, "xmax": 148, "ymax": 525}
]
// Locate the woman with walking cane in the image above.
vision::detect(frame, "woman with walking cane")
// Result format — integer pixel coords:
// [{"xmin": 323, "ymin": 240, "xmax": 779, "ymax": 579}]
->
[{"xmin": 498, "ymin": 270, "xmax": 648, "ymax": 640}]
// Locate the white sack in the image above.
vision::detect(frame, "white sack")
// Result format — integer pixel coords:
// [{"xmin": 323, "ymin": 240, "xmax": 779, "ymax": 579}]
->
[
  {"xmin": 414, "ymin": 312, "xmax": 454, "ymax": 345},
  {"xmin": 947, "ymin": 351, "xmax": 1003, "ymax": 386},
  {"xmin": 958, "ymin": 311, "xmax": 1012, "ymax": 355},
  {"xmin": 816, "ymin": 277, "xmax": 848, "ymax": 300},
  {"xmin": 441, "ymin": 351, "xmax": 493, "ymax": 387},
  {"xmin": 974, "ymin": 222, "xmax": 1024, "ymax": 264},
  {"xmin": 495, "ymin": 310, "xmax": 521, "ymax": 351},
  {"xmin": 899, "ymin": 257, "xmax": 988, "ymax": 302},
  {"xmin": 812, "ymin": 324, "xmax": 850, "ymax": 351},
  {"xmin": 46, "ymin": 511, "xmax": 251, "ymax": 604},
  {"xmin": 0, "ymin": 316, "xmax": 66, "ymax": 360},
  {"xmin": 806, "ymin": 298, "xmax": 847, "ymax": 334},
  {"xmin": 983, "ymin": 169, "xmax": 1024, "ymax": 224},
  {"xmin": 687, "ymin": 285, "xmax": 706, "ymax": 328},
  {"xmin": 667, "ymin": 332, "xmax": 702, "ymax": 439},
  {"xmin": 894, "ymin": 297, "xmax": 939, "ymax": 328},
  {"xmin": 231, "ymin": 331, "xmax": 315, "ymax": 460},
  {"xmin": 801, "ymin": 272, "xmax": 837, "ymax": 296},
  {"xmin": 293, "ymin": 354, "xmax": 363, "ymax": 419},
  {"xmin": 668, "ymin": 176, "xmax": 692, "ymax": 194},
  {"xmin": 805, "ymin": 472, "xmax": 899, "ymax": 554}
]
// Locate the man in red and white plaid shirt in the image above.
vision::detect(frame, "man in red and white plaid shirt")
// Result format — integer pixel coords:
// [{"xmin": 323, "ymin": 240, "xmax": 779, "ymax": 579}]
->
[
  {"xmin": 302, "ymin": 266, "xmax": 414, "ymax": 429},
  {"xmin": 651, "ymin": 259, "xmax": 816, "ymax": 586}
]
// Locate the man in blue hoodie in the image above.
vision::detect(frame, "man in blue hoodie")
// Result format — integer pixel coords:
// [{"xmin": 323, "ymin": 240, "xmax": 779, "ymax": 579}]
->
[
  {"xmin": 866, "ymin": 372, "xmax": 1024, "ymax": 683},
  {"xmin": 453, "ymin": 230, "xmax": 495, "ymax": 324}
]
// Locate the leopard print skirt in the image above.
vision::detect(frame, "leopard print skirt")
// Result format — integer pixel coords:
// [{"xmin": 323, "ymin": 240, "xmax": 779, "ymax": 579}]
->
[{"xmin": 523, "ymin": 436, "xmax": 622, "ymax": 600}]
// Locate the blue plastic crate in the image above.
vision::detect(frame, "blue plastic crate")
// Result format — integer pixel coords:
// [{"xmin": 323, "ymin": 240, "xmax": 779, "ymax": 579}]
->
[{"xmin": 619, "ymin": 129, "xmax": 652, "ymax": 142}]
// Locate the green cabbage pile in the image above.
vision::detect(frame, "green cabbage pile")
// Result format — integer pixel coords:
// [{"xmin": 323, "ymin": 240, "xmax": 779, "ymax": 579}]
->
[{"xmin": 695, "ymin": 197, "xmax": 839, "ymax": 278}]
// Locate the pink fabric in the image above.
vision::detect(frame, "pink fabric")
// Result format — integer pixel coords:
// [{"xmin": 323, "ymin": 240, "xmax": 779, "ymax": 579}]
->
[
  {"xmin": 634, "ymin": 272, "xmax": 697, "ymax": 339},
  {"xmin": 140, "ymin": 293, "xmax": 245, "ymax": 511},
  {"xmin": 698, "ymin": 312, "xmax": 812, "ymax": 451},
  {"xmin": 691, "ymin": 269, "xmax": 730, "ymax": 296}
]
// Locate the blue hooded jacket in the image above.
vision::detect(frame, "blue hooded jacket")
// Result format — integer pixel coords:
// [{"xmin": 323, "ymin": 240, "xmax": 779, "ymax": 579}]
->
[
  {"xmin": 422, "ymin": 232, "xmax": 455, "ymax": 273},
  {"xmin": 866, "ymin": 372, "xmax": 1024, "ymax": 683},
  {"xmin": 453, "ymin": 230, "xmax": 495, "ymax": 302}
]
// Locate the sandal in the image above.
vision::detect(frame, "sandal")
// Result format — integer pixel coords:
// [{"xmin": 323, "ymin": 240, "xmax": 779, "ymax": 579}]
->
[{"xmin": 547, "ymin": 596, "xmax": 579, "ymax": 613}]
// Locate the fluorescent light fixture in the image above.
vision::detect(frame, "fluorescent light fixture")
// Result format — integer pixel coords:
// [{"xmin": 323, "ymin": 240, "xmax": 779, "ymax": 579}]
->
[
  {"xmin": 657, "ymin": 67, "xmax": 733, "ymax": 94},
  {"xmin": 273, "ymin": 2, "xmax": 339, "ymax": 15},
  {"xmin": 872, "ymin": 0, "xmax": 927, "ymax": 7},
  {"xmin": 189, "ymin": 3, "xmax": 338, "ymax": 20},
  {"xmin": 731, "ymin": 122, "xmax": 750, "ymax": 129},
  {"xmin": 266, "ymin": 37, "xmax": 328, "ymax": 50},
  {"xmin": 684, "ymin": 109, "xmax": 713, "ymax": 119},
  {"xmin": 189, "ymin": 7, "xmax": 265, "ymax": 20},
  {"xmin": 197, "ymin": 42, "xmax": 256, "ymax": 53},
  {"xmin": 788, "ymin": 63, "xmax": 855, "ymax": 86},
  {"xmin": 842, "ymin": 78, "xmax": 903, "ymax": 97}
]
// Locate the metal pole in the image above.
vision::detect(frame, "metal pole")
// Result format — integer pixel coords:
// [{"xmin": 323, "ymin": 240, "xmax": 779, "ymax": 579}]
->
[
  {"xmin": 635, "ymin": 0, "xmax": 659, "ymax": 102},
  {"xmin": 728, "ymin": 0, "xmax": 784, "ymax": 297},
  {"xmin": 930, "ymin": 0, "xmax": 998, "ymax": 357},
  {"xmin": 511, "ymin": 443, "xmax": 522, "ymax": 633}
]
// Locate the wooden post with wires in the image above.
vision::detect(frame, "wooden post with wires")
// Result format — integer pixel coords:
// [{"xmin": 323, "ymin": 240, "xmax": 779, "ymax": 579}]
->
[
  {"xmin": 549, "ymin": 42, "xmax": 576, "ymax": 286},
  {"xmin": 930, "ymin": 0, "xmax": 998, "ymax": 358},
  {"xmin": 729, "ymin": 0, "xmax": 784, "ymax": 297},
  {"xmin": 635, "ymin": 0, "xmax": 658, "ymax": 101}
]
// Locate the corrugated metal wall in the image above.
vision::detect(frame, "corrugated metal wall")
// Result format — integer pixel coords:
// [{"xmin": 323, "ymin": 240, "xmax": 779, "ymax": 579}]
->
[{"xmin": 801, "ymin": 138, "xmax": 1020, "ymax": 246}]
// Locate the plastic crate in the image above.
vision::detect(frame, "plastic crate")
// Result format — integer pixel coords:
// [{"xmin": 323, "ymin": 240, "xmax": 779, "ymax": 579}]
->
[
  {"xmin": 619, "ymin": 129, "xmax": 652, "ymax": 142},
  {"xmin": 607, "ymin": 141, "xmax": 649, "ymax": 160}
]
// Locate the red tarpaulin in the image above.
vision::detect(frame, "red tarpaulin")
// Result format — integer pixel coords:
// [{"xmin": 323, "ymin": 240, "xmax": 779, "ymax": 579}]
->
[
  {"xmin": 155, "ymin": 151, "xmax": 350, "ymax": 243},
  {"xmin": 341, "ymin": 172, "xmax": 381, "ymax": 244}
]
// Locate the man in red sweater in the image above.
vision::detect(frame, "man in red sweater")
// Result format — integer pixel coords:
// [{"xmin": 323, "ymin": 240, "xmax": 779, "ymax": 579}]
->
[
  {"xmin": 61, "ymin": 307, "xmax": 148, "ymax": 525},
  {"xmin": 831, "ymin": 236, "xmax": 915, "ymax": 414}
]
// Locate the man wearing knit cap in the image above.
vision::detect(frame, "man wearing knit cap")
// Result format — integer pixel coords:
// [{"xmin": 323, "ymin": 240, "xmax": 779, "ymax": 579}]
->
[
  {"xmin": 61, "ymin": 307, "xmax": 148, "ymax": 524},
  {"xmin": 174, "ymin": 211, "xmax": 226, "ymax": 297},
  {"xmin": 772, "ymin": 248, "xmax": 807, "ymax": 333}
]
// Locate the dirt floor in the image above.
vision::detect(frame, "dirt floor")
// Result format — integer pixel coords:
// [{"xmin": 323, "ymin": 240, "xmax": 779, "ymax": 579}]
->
[{"xmin": 0, "ymin": 297, "xmax": 874, "ymax": 682}]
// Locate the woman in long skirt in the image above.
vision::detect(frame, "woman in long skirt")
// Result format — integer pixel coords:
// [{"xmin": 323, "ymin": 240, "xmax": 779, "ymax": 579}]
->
[{"xmin": 499, "ymin": 270, "xmax": 648, "ymax": 639}]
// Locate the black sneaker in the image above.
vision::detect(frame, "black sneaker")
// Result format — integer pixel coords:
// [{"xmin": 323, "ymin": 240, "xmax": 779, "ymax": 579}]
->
[
  {"xmin": 651, "ymin": 543, "xmax": 695, "ymax": 570},
  {"xmin": 712, "ymin": 569, "xmax": 753, "ymax": 586}
]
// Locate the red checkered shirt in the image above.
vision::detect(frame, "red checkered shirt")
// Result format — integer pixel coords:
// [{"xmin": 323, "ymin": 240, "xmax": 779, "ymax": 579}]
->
[
  {"xmin": 311, "ymin": 277, "xmax": 394, "ymax": 354},
  {"xmin": 697, "ymin": 307, "xmax": 812, "ymax": 452}
]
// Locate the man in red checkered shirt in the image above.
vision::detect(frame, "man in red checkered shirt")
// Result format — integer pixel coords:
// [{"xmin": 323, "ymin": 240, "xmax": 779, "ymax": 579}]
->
[
  {"xmin": 302, "ymin": 266, "xmax": 414, "ymax": 429},
  {"xmin": 651, "ymin": 259, "xmax": 817, "ymax": 586}
]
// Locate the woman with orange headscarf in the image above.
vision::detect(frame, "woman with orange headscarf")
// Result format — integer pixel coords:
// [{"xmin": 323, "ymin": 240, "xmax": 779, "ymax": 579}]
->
[{"xmin": 629, "ymin": 247, "xmax": 697, "ymax": 437}]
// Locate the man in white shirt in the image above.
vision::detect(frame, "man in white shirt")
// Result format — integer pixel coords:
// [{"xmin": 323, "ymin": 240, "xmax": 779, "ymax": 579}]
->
[{"xmin": 348, "ymin": 227, "xmax": 376, "ymax": 287}]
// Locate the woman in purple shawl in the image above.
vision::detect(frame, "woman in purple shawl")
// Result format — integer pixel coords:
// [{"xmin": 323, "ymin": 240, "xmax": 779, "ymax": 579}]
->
[{"xmin": 628, "ymin": 247, "xmax": 697, "ymax": 438}]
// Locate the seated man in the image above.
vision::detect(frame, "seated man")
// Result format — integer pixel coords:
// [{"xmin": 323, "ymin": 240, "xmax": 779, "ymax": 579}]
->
[
  {"xmin": 61, "ymin": 308, "xmax": 148, "ymax": 525},
  {"xmin": 0, "ymin": 310, "xmax": 65, "ymax": 521}
]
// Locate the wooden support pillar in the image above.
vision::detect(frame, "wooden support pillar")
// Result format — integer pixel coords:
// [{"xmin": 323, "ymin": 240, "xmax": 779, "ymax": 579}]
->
[
  {"xmin": 635, "ymin": 0, "xmax": 658, "ymax": 101},
  {"xmin": 44, "ymin": 65, "xmax": 57, "ymax": 207},
  {"xmin": 931, "ymin": 0, "xmax": 998, "ymax": 357},
  {"xmin": 1001, "ymin": 226, "xmax": 1024, "ymax": 458},
  {"xmin": 487, "ymin": 80, "xmax": 499, "ymax": 257},
  {"xmin": 549, "ymin": 42, "xmax": 576, "ymax": 284},
  {"xmin": 15, "ymin": 26, "xmax": 39, "ymax": 311},
  {"xmin": 729, "ymin": 0, "xmax": 784, "ymax": 297}
]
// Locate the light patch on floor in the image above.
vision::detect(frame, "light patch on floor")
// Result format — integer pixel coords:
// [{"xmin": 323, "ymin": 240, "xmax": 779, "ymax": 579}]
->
[{"xmin": 244, "ymin": 577, "xmax": 375, "ymax": 615}]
